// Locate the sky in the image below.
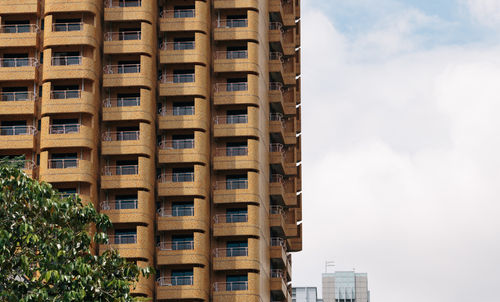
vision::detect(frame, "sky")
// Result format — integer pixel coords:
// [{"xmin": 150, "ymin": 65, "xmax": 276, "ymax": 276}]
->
[{"xmin": 293, "ymin": 0, "xmax": 500, "ymax": 301}]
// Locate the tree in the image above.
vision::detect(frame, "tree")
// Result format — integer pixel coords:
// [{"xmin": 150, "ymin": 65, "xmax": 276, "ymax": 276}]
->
[{"xmin": 0, "ymin": 158, "xmax": 152, "ymax": 301}]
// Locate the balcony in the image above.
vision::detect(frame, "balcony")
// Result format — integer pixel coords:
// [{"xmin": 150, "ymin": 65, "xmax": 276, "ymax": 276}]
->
[
  {"xmin": 159, "ymin": 36, "xmax": 208, "ymax": 65},
  {"xmin": 214, "ymin": 0, "xmax": 258, "ymax": 10},
  {"xmin": 132, "ymin": 262, "xmax": 155, "ymax": 297},
  {"xmin": 158, "ymin": 67, "xmax": 208, "ymax": 97},
  {"xmin": 213, "ymin": 141, "xmax": 259, "ymax": 171},
  {"xmin": 41, "ymin": 89, "xmax": 97, "ymax": 116},
  {"xmin": 157, "ymin": 167, "xmax": 207, "ymax": 197},
  {"xmin": 39, "ymin": 158, "xmax": 94, "ymax": 184},
  {"xmin": 43, "ymin": 55, "xmax": 97, "ymax": 81},
  {"xmin": 269, "ymin": 0, "xmax": 284, "ymax": 19},
  {"xmin": 156, "ymin": 267, "xmax": 208, "ymax": 300},
  {"xmin": 102, "ymin": 90, "xmax": 154, "ymax": 122},
  {"xmin": 213, "ymin": 75, "xmax": 259, "ymax": 106},
  {"xmin": 213, "ymin": 172, "xmax": 260, "ymax": 204},
  {"xmin": 214, "ymin": 12, "xmax": 258, "ymax": 42},
  {"xmin": 99, "ymin": 226, "xmax": 153, "ymax": 260},
  {"xmin": 0, "ymin": 58, "xmax": 38, "ymax": 82},
  {"xmin": 0, "ymin": 0, "xmax": 38, "ymax": 14},
  {"xmin": 158, "ymin": 100, "xmax": 209, "ymax": 131},
  {"xmin": 213, "ymin": 112, "xmax": 259, "ymax": 139},
  {"xmin": 157, "ymin": 202, "xmax": 208, "ymax": 232},
  {"xmin": 282, "ymin": 1, "xmax": 296, "ymax": 26},
  {"xmin": 269, "ymin": 22, "xmax": 284, "ymax": 47},
  {"xmin": 104, "ymin": 0, "xmax": 155, "ymax": 23},
  {"xmin": 269, "ymin": 52, "xmax": 285, "ymax": 75},
  {"xmin": 213, "ymin": 239, "xmax": 259, "ymax": 271},
  {"xmin": 104, "ymin": 25, "xmax": 154, "ymax": 55},
  {"xmin": 213, "ymin": 273, "xmax": 260, "ymax": 302},
  {"xmin": 283, "ymin": 28, "xmax": 296, "ymax": 56},
  {"xmin": 270, "ymin": 113, "xmax": 286, "ymax": 142},
  {"xmin": 0, "ymin": 24, "xmax": 38, "ymax": 48},
  {"xmin": 100, "ymin": 190, "xmax": 153, "ymax": 225},
  {"xmin": 101, "ymin": 125, "xmax": 154, "ymax": 156},
  {"xmin": 0, "ymin": 92, "xmax": 36, "ymax": 116},
  {"xmin": 270, "ymin": 205, "xmax": 286, "ymax": 235},
  {"xmin": 44, "ymin": 22, "xmax": 97, "ymax": 48},
  {"xmin": 283, "ymin": 60, "xmax": 296, "ymax": 86},
  {"xmin": 288, "ymin": 225, "xmax": 302, "ymax": 252},
  {"xmin": 45, "ymin": 0, "xmax": 101, "ymax": 15},
  {"xmin": 213, "ymin": 206, "xmax": 259, "ymax": 237},
  {"xmin": 40, "ymin": 123, "xmax": 95, "ymax": 150},
  {"xmin": 214, "ymin": 48, "xmax": 258, "ymax": 74},
  {"xmin": 270, "ymin": 237, "xmax": 288, "ymax": 267},
  {"xmin": 100, "ymin": 158, "xmax": 153, "ymax": 191},
  {"xmin": 159, "ymin": 3, "xmax": 209, "ymax": 33},
  {"xmin": 0, "ymin": 126, "xmax": 36, "ymax": 150},
  {"xmin": 103, "ymin": 56, "xmax": 154, "ymax": 89},
  {"xmin": 157, "ymin": 135, "xmax": 209, "ymax": 165},
  {"xmin": 270, "ymin": 269, "xmax": 288, "ymax": 299},
  {"xmin": 5, "ymin": 159, "xmax": 36, "ymax": 178},
  {"xmin": 156, "ymin": 232, "xmax": 208, "ymax": 266}
]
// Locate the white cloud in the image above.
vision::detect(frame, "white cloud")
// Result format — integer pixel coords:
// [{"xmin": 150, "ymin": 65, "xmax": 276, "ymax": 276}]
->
[
  {"xmin": 294, "ymin": 2, "xmax": 500, "ymax": 302},
  {"xmin": 465, "ymin": 0, "xmax": 500, "ymax": 26}
]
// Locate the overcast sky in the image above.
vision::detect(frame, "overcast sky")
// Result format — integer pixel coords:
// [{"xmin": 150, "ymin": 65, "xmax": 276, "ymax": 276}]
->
[{"xmin": 293, "ymin": 0, "xmax": 500, "ymax": 301}]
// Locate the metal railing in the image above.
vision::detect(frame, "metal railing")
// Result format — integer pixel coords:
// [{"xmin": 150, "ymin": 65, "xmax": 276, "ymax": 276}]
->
[
  {"xmin": 214, "ymin": 247, "xmax": 248, "ymax": 257},
  {"xmin": 270, "ymin": 174, "xmax": 284, "ymax": 183},
  {"xmin": 51, "ymin": 56, "xmax": 82, "ymax": 66},
  {"xmin": 5, "ymin": 159, "xmax": 36, "ymax": 170},
  {"xmin": 269, "ymin": 143, "xmax": 285, "ymax": 153},
  {"xmin": 158, "ymin": 106, "xmax": 195, "ymax": 116},
  {"xmin": 48, "ymin": 159, "xmax": 78, "ymax": 169},
  {"xmin": 216, "ymin": 19, "xmax": 248, "ymax": 28},
  {"xmin": 0, "ymin": 125, "xmax": 36, "ymax": 136},
  {"xmin": 102, "ymin": 131, "xmax": 140, "ymax": 141},
  {"xmin": 270, "ymin": 237, "xmax": 285, "ymax": 247},
  {"xmin": 0, "ymin": 91, "xmax": 34, "ymax": 101},
  {"xmin": 215, "ymin": 180, "xmax": 248, "ymax": 190},
  {"xmin": 269, "ymin": 82, "xmax": 283, "ymax": 91},
  {"xmin": 270, "ymin": 205, "xmax": 285, "ymax": 215},
  {"xmin": 160, "ymin": 74, "xmax": 195, "ymax": 83},
  {"xmin": 157, "ymin": 207, "xmax": 194, "ymax": 217},
  {"xmin": 158, "ymin": 172, "xmax": 194, "ymax": 183},
  {"xmin": 49, "ymin": 124, "xmax": 80, "ymax": 134},
  {"xmin": 215, "ymin": 50, "xmax": 248, "ymax": 60},
  {"xmin": 105, "ymin": 0, "xmax": 142, "ymax": 8},
  {"xmin": 214, "ymin": 213, "xmax": 248, "ymax": 224},
  {"xmin": 103, "ymin": 97, "xmax": 140, "ymax": 107},
  {"xmin": 0, "ymin": 24, "xmax": 38, "ymax": 33},
  {"xmin": 51, "ymin": 90, "xmax": 81, "ymax": 99},
  {"xmin": 160, "ymin": 9, "xmax": 196, "ymax": 18},
  {"xmin": 157, "ymin": 276, "xmax": 193, "ymax": 287},
  {"xmin": 52, "ymin": 22, "xmax": 82, "ymax": 32},
  {"xmin": 157, "ymin": 241, "xmax": 194, "ymax": 251},
  {"xmin": 214, "ymin": 82, "xmax": 248, "ymax": 92},
  {"xmin": 271, "ymin": 269, "xmax": 284, "ymax": 278},
  {"xmin": 158, "ymin": 139, "xmax": 194, "ymax": 150},
  {"xmin": 105, "ymin": 31, "xmax": 141, "ymax": 41},
  {"xmin": 215, "ymin": 146, "xmax": 248, "ymax": 156},
  {"xmin": 270, "ymin": 113, "xmax": 284, "ymax": 122},
  {"xmin": 269, "ymin": 52, "xmax": 284, "ymax": 61},
  {"xmin": 269, "ymin": 22, "xmax": 284, "ymax": 31},
  {"xmin": 0, "ymin": 57, "xmax": 37, "ymax": 68},
  {"xmin": 103, "ymin": 64, "xmax": 140, "ymax": 74},
  {"xmin": 101, "ymin": 199, "xmax": 138, "ymax": 210},
  {"xmin": 102, "ymin": 165, "xmax": 138, "ymax": 176},
  {"xmin": 213, "ymin": 281, "xmax": 248, "ymax": 292},
  {"xmin": 214, "ymin": 115, "xmax": 248, "ymax": 125},
  {"xmin": 107, "ymin": 234, "xmax": 137, "ymax": 244},
  {"xmin": 160, "ymin": 41, "xmax": 195, "ymax": 51}
]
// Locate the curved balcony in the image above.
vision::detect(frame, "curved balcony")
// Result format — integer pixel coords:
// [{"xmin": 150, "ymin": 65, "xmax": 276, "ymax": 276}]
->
[
  {"xmin": 156, "ymin": 267, "xmax": 209, "ymax": 300},
  {"xmin": 45, "ymin": 0, "xmax": 101, "ymax": 15},
  {"xmin": 131, "ymin": 262, "xmax": 154, "ymax": 297},
  {"xmin": 40, "ymin": 123, "xmax": 95, "ymax": 150},
  {"xmin": 0, "ymin": 92, "xmax": 36, "ymax": 116},
  {"xmin": 213, "ymin": 172, "xmax": 260, "ymax": 205},
  {"xmin": 41, "ymin": 89, "xmax": 97, "ymax": 116},
  {"xmin": 158, "ymin": 66, "xmax": 208, "ymax": 98},
  {"xmin": 103, "ymin": 56, "xmax": 154, "ymax": 89},
  {"xmin": 100, "ymin": 157, "xmax": 153, "ymax": 191},
  {"xmin": 43, "ymin": 56, "xmax": 98, "ymax": 81},
  {"xmin": 159, "ymin": 35, "xmax": 208, "ymax": 65},
  {"xmin": 159, "ymin": 2, "xmax": 209, "ymax": 33},
  {"xmin": 214, "ymin": 47, "xmax": 259, "ymax": 74},
  {"xmin": 157, "ymin": 99, "xmax": 209, "ymax": 131},
  {"xmin": 213, "ymin": 140, "xmax": 259, "ymax": 171},
  {"xmin": 0, "ymin": 58, "xmax": 38, "ymax": 82},
  {"xmin": 213, "ymin": 239, "xmax": 260, "ymax": 271},
  {"xmin": 214, "ymin": 11, "xmax": 258, "ymax": 42},
  {"xmin": 157, "ymin": 199, "xmax": 208, "ymax": 232},
  {"xmin": 157, "ymin": 133, "xmax": 209, "ymax": 165},
  {"xmin": 104, "ymin": 24, "xmax": 154, "ymax": 55},
  {"xmin": 213, "ymin": 108, "xmax": 259, "ymax": 138},
  {"xmin": 99, "ymin": 226, "xmax": 153, "ymax": 261},
  {"xmin": 101, "ymin": 125, "xmax": 154, "ymax": 157},
  {"xmin": 0, "ymin": 24, "xmax": 38, "ymax": 48},
  {"xmin": 0, "ymin": 126, "xmax": 37, "ymax": 150},
  {"xmin": 270, "ymin": 269, "xmax": 289, "ymax": 299},
  {"xmin": 39, "ymin": 158, "xmax": 94, "ymax": 184},
  {"xmin": 104, "ymin": 0, "xmax": 155, "ymax": 23},
  {"xmin": 214, "ymin": 0, "xmax": 258, "ymax": 10},
  {"xmin": 0, "ymin": 0, "xmax": 38, "ymax": 14},
  {"xmin": 213, "ymin": 205, "xmax": 260, "ymax": 237},
  {"xmin": 44, "ymin": 22, "xmax": 98, "ymax": 48},
  {"xmin": 156, "ymin": 232, "xmax": 208, "ymax": 266},
  {"xmin": 157, "ymin": 167, "xmax": 208, "ymax": 198},
  {"xmin": 102, "ymin": 90, "xmax": 154, "ymax": 122},
  {"xmin": 213, "ymin": 273, "xmax": 260, "ymax": 302},
  {"xmin": 100, "ymin": 190, "xmax": 154, "ymax": 225},
  {"xmin": 213, "ymin": 76, "xmax": 259, "ymax": 106},
  {"xmin": 270, "ymin": 237, "xmax": 288, "ymax": 267}
]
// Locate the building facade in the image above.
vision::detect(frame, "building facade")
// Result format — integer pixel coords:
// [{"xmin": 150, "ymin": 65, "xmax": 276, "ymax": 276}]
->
[
  {"xmin": 292, "ymin": 287, "xmax": 322, "ymax": 302},
  {"xmin": 322, "ymin": 271, "xmax": 370, "ymax": 302},
  {"xmin": 0, "ymin": 0, "xmax": 302, "ymax": 301}
]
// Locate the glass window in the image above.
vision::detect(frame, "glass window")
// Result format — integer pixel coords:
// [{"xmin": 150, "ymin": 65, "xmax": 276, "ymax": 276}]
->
[{"xmin": 172, "ymin": 202, "xmax": 194, "ymax": 216}]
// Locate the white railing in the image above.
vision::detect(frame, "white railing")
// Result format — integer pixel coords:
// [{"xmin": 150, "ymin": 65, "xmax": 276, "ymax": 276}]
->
[
  {"xmin": 0, "ymin": 125, "xmax": 36, "ymax": 136},
  {"xmin": 215, "ymin": 180, "xmax": 248, "ymax": 190},
  {"xmin": 157, "ymin": 241, "xmax": 194, "ymax": 251},
  {"xmin": 107, "ymin": 234, "xmax": 137, "ymax": 244},
  {"xmin": 0, "ymin": 24, "xmax": 38, "ymax": 33},
  {"xmin": 104, "ymin": 31, "xmax": 141, "ymax": 41},
  {"xmin": 269, "ymin": 143, "xmax": 285, "ymax": 153},
  {"xmin": 214, "ymin": 247, "xmax": 248, "ymax": 257},
  {"xmin": 102, "ymin": 165, "xmax": 138, "ymax": 176},
  {"xmin": 158, "ymin": 139, "xmax": 194, "ymax": 150},
  {"xmin": 103, "ymin": 64, "xmax": 140, "ymax": 74},
  {"xmin": 51, "ymin": 90, "xmax": 81, "ymax": 99},
  {"xmin": 0, "ymin": 57, "xmax": 38, "ymax": 68},
  {"xmin": 215, "ymin": 146, "xmax": 248, "ymax": 156},
  {"xmin": 214, "ymin": 82, "xmax": 248, "ymax": 92},
  {"xmin": 157, "ymin": 172, "xmax": 194, "ymax": 183},
  {"xmin": 271, "ymin": 269, "xmax": 284, "ymax": 278},
  {"xmin": 157, "ymin": 207, "xmax": 194, "ymax": 217},
  {"xmin": 101, "ymin": 199, "xmax": 138, "ymax": 210},
  {"xmin": 0, "ymin": 91, "xmax": 35, "ymax": 102},
  {"xmin": 215, "ymin": 50, "xmax": 248, "ymax": 60},
  {"xmin": 105, "ymin": 0, "xmax": 142, "ymax": 8},
  {"xmin": 216, "ymin": 19, "xmax": 248, "ymax": 28},
  {"xmin": 157, "ymin": 276, "xmax": 193, "ymax": 286},
  {"xmin": 158, "ymin": 106, "xmax": 195, "ymax": 116},
  {"xmin": 213, "ymin": 213, "xmax": 248, "ymax": 224},
  {"xmin": 269, "ymin": 82, "xmax": 284, "ymax": 91},
  {"xmin": 103, "ymin": 97, "xmax": 140, "ymax": 107},
  {"xmin": 52, "ymin": 22, "xmax": 82, "ymax": 32},
  {"xmin": 48, "ymin": 159, "xmax": 78, "ymax": 169},
  {"xmin": 102, "ymin": 131, "xmax": 140, "ymax": 141},
  {"xmin": 49, "ymin": 124, "xmax": 80, "ymax": 134},
  {"xmin": 160, "ymin": 9, "xmax": 196, "ymax": 18},
  {"xmin": 160, "ymin": 41, "xmax": 195, "ymax": 50},
  {"xmin": 214, "ymin": 115, "xmax": 248, "ymax": 125},
  {"xmin": 159, "ymin": 73, "xmax": 195, "ymax": 84},
  {"xmin": 213, "ymin": 281, "xmax": 248, "ymax": 292},
  {"xmin": 270, "ymin": 113, "xmax": 284, "ymax": 122}
]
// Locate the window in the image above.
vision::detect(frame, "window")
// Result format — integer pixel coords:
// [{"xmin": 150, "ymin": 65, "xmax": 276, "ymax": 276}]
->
[
  {"xmin": 57, "ymin": 188, "xmax": 77, "ymax": 198},
  {"xmin": 117, "ymin": 61, "xmax": 140, "ymax": 73},
  {"xmin": 53, "ymin": 19, "xmax": 82, "ymax": 32},
  {"xmin": 171, "ymin": 270, "xmax": 193, "ymax": 285},
  {"xmin": 172, "ymin": 134, "xmax": 194, "ymax": 149},
  {"xmin": 226, "ymin": 275, "xmax": 248, "ymax": 291},
  {"xmin": 116, "ymin": 93, "xmax": 140, "ymax": 106},
  {"xmin": 226, "ymin": 208, "xmax": 247, "ymax": 223},
  {"xmin": 225, "ymin": 142, "xmax": 247, "ymax": 156},
  {"xmin": 115, "ymin": 160, "xmax": 138, "ymax": 175},
  {"xmin": 172, "ymin": 167, "xmax": 194, "ymax": 182},
  {"xmin": 172, "ymin": 235, "xmax": 194, "ymax": 250},
  {"xmin": 172, "ymin": 101, "xmax": 194, "ymax": 115},
  {"xmin": 115, "ymin": 194, "xmax": 138, "ymax": 210},
  {"xmin": 116, "ymin": 126, "xmax": 139, "ymax": 141},
  {"xmin": 226, "ymin": 110, "xmax": 248, "ymax": 124},
  {"xmin": 226, "ymin": 241, "xmax": 248, "ymax": 257},
  {"xmin": 173, "ymin": 37, "xmax": 195, "ymax": 50},
  {"xmin": 173, "ymin": 69, "xmax": 194, "ymax": 83},
  {"xmin": 226, "ymin": 46, "xmax": 248, "ymax": 59},
  {"xmin": 52, "ymin": 85, "xmax": 80, "ymax": 99},
  {"xmin": 172, "ymin": 201, "xmax": 194, "ymax": 216},
  {"xmin": 1, "ymin": 87, "xmax": 28, "ymax": 101},
  {"xmin": 119, "ymin": 0, "xmax": 141, "ymax": 8},
  {"xmin": 226, "ymin": 15, "xmax": 248, "ymax": 28},
  {"xmin": 50, "ymin": 153, "xmax": 77, "ymax": 168},
  {"xmin": 52, "ymin": 51, "xmax": 80, "ymax": 66},
  {"xmin": 3, "ymin": 20, "xmax": 30, "ymax": 33},
  {"xmin": 2, "ymin": 54, "xmax": 29, "ymax": 67},
  {"xmin": 119, "ymin": 28, "xmax": 141, "ymax": 40},
  {"xmin": 226, "ymin": 78, "xmax": 247, "ymax": 91},
  {"xmin": 225, "ymin": 175, "xmax": 248, "ymax": 190},
  {"xmin": 173, "ymin": 6, "xmax": 195, "ymax": 18},
  {"xmin": 51, "ymin": 118, "xmax": 79, "ymax": 134},
  {"xmin": 114, "ymin": 229, "xmax": 136, "ymax": 244}
]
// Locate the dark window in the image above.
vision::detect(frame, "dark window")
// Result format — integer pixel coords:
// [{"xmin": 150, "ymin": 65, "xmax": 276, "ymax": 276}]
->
[
  {"xmin": 2, "ymin": 53, "xmax": 29, "ymax": 67},
  {"xmin": 173, "ymin": 37, "xmax": 195, "ymax": 50},
  {"xmin": 226, "ymin": 275, "xmax": 248, "ymax": 291},
  {"xmin": 172, "ymin": 101, "xmax": 194, "ymax": 115},
  {"xmin": 172, "ymin": 134, "xmax": 194, "ymax": 149},
  {"xmin": 172, "ymin": 201, "xmax": 194, "ymax": 216},
  {"xmin": 173, "ymin": 69, "xmax": 194, "ymax": 83},
  {"xmin": 226, "ymin": 142, "xmax": 247, "ymax": 156},
  {"xmin": 172, "ymin": 167, "xmax": 194, "ymax": 182},
  {"xmin": 115, "ymin": 194, "xmax": 138, "ymax": 209},
  {"xmin": 1, "ymin": 87, "xmax": 28, "ymax": 101},
  {"xmin": 3, "ymin": 20, "xmax": 30, "ymax": 33},
  {"xmin": 226, "ymin": 109, "xmax": 248, "ymax": 124},
  {"xmin": 226, "ymin": 208, "xmax": 247, "ymax": 223},
  {"xmin": 171, "ymin": 269, "xmax": 193, "ymax": 285},
  {"xmin": 173, "ymin": 6, "xmax": 195, "ymax": 18},
  {"xmin": 52, "ymin": 85, "xmax": 80, "ymax": 99},
  {"xmin": 119, "ymin": 0, "xmax": 141, "ymax": 7},
  {"xmin": 114, "ymin": 229, "xmax": 136, "ymax": 244},
  {"xmin": 116, "ymin": 93, "xmax": 140, "ymax": 106},
  {"xmin": 53, "ymin": 19, "xmax": 82, "ymax": 32},
  {"xmin": 118, "ymin": 61, "xmax": 140, "ymax": 73},
  {"xmin": 225, "ymin": 174, "xmax": 248, "ymax": 190},
  {"xmin": 172, "ymin": 235, "xmax": 194, "ymax": 250},
  {"xmin": 119, "ymin": 28, "xmax": 141, "ymax": 40},
  {"xmin": 226, "ymin": 240, "xmax": 248, "ymax": 256}
]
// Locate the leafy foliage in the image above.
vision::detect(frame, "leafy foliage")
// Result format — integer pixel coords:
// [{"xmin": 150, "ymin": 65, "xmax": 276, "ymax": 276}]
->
[{"xmin": 0, "ymin": 158, "xmax": 152, "ymax": 301}]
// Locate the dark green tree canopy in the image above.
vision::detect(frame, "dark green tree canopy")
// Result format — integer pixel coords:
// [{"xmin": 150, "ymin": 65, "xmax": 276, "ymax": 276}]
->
[{"xmin": 0, "ymin": 158, "xmax": 152, "ymax": 301}]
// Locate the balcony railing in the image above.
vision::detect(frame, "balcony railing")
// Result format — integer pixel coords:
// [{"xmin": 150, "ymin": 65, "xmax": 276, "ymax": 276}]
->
[
  {"xmin": 160, "ymin": 74, "xmax": 195, "ymax": 83},
  {"xmin": 158, "ymin": 172, "xmax": 194, "ymax": 183},
  {"xmin": 215, "ymin": 180, "xmax": 248, "ymax": 190},
  {"xmin": 215, "ymin": 146, "xmax": 248, "ymax": 156},
  {"xmin": 216, "ymin": 19, "xmax": 248, "ymax": 28},
  {"xmin": 49, "ymin": 124, "xmax": 80, "ymax": 134},
  {"xmin": 214, "ymin": 213, "xmax": 248, "ymax": 224},
  {"xmin": 0, "ymin": 24, "xmax": 38, "ymax": 33},
  {"xmin": 0, "ymin": 92, "xmax": 35, "ymax": 102},
  {"xmin": 158, "ymin": 139, "xmax": 194, "ymax": 150},
  {"xmin": 160, "ymin": 41, "xmax": 195, "ymax": 51},
  {"xmin": 102, "ymin": 165, "xmax": 139, "ymax": 176},
  {"xmin": 101, "ymin": 199, "xmax": 138, "ymax": 210},
  {"xmin": 160, "ymin": 9, "xmax": 196, "ymax": 18},
  {"xmin": 270, "ymin": 205, "xmax": 285, "ymax": 215},
  {"xmin": 102, "ymin": 131, "xmax": 140, "ymax": 141},
  {"xmin": 270, "ymin": 237, "xmax": 285, "ymax": 247},
  {"xmin": 105, "ymin": 0, "xmax": 142, "ymax": 8},
  {"xmin": 269, "ymin": 82, "xmax": 283, "ymax": 91},
  {"xmin": 270, "ymin": 174, "xmax": 284, "ymax": 183},
  {"xmin": 214, "ymin": 82, "xmax": 248, "ymax": 92},
  {"xmin": 270, "ymin": 113, "xmax": 284, "ymax": 122},
  {"xmin": 270, "ymin": 143, "xmax": 285, "ymax": 153},
  {"xmin": 51, "ymin": 90, "xmax": 81, "ymax": 99},
  {"xmin": 103, "ymin": 64, "xmax": 140, "ymax": 74},
  {"xmin": 269, "ymin": 22, "xmax": 284, "ymax": 31},
  {"xmin": 103, "ymin": 97, "xmax": 140, "ymax": 107},
  {"xmin": 215, "ymin": 50, "xmax": 248, "ymax": 60},
  {"xmin": 214, "ymin": 247, "xmax": 248, "ymax": 257},
  {"xmin": 213, "ymin": 281, "xmax": 248, "ymax": 292},
  {"xmin": 271, "ymin": 269, "xmax": 284, "ymax": 278},
  {"xmin": 157, "ymin": 207, "xmax": 194, "ymax": 217},
  {"xmin": 158, "ymin": 106, "xmax": 195, "ymax": 116},
  {"xmin": 157, "ymin": 276, "xmax": 193, "ymax": 287},
  {"xmin": 51, "ymin": 56, "xmax": 82, "ymax": 66},
  {"xmin": 52, "ymin": 22, "xmax": 82, "ymax": 32},
  {"xmin": 0, "ymin": 58, "xmax": 38, "ymax": 68},
  {"xmin": 48, "ymin": 159, "xmax": 78, "ymax": 169},
  {"xmin": 214, "ymin": 115, "xmax": 248, "ymax": 125},
  {"xmin": 0, "ymin": 125, "xmax": 36, "ymax": 136},
  {"xmin": 5, "ymin": 159, "xmax": 36, "ymax": 170},
  {"xmin": 269, "ymin": 52, "xmax": 283, "ymax": 61},
  {"xmin": 104, "ymin": 31, "xmax": 141, "ymax": 41},
  {"xmin": 157, "ymin": 241, "xmax": 194, "ymax": 251},
  {"xmin": 107, "ymin": 234, "xmax": 137, "ymax": 244}
]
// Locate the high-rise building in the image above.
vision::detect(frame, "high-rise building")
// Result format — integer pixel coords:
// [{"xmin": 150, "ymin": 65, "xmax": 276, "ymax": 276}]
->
[
  {"xmin": 322, "ymin": 271, "xmax": 370, "ymax": 302},
  {"xmin": 0, "ymin": 0, "xmax": 302, "ymax": 301},
  {"xmin": 293, "ymin": 287, "xmax": 322, "ymax": 302}
]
